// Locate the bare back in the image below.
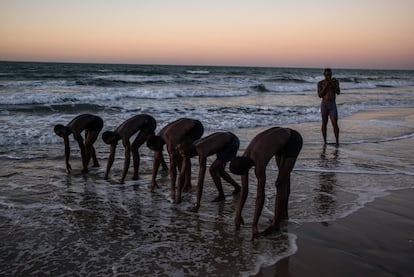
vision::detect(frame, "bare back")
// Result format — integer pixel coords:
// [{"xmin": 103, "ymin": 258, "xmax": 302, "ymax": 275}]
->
[
  {"xmin": 115, "ymin": 114, "xmax": 154, "ymax": 138},
  {"xmin": 161, "ymin": 118, "xmax": 198, "ymax": 148},
  {"xmin": 67, "ymin": 114, "xmax": 103, "ymax": 138},
  {"xmin": 244, "ymin": 127, "xmax": 291, "ymax": 169},
  {"xmin": 194, "ymin": 132, "xmax": 233, "ymax": 157}
]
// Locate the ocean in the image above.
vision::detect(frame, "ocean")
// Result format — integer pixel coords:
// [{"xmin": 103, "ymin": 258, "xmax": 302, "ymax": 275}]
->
[{"xmin": 1, "ymin": 61, "xmax": 414, "ymax": 276}]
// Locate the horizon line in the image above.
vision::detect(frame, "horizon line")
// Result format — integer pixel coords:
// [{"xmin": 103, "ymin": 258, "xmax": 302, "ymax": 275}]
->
[{"xmin": 1, "ymin": 59, "xmax": 413, "ymax": 71}]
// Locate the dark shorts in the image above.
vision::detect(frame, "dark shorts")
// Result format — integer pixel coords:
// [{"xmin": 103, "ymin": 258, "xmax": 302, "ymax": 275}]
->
[
  {"xmin": 188, "ymin": 120, "xmax": 204, "ymax": 142},
  {"xmin": 142, "ymin": 115, "xmax": 157, "ymax": 134},
  {"xmin": 283, "ymin": 129, "xmax": 303, "ymax": 158},
  {"xmin": 321, "ymin": 100, "xmax": 338, "ymax": 122},
  {"xmin": 136, "ymin": 116, "xmax": 156, "ymax": 142},
  {"xmin": 88, "ymin": 116, "xmax": 104, "ymax": 132},
  {"xmin": 217, "ymin": 133, "xmax": 240, "ymax": 163}
]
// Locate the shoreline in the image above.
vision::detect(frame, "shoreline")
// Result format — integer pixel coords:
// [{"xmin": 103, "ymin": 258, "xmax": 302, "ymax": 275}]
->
[
  {"xmin": 257, "ymin": 188, "xmax": 414, "ymax": 277},
  {"xmin": 255, "ymin": 107, "xmax": 414, "ymax": 276},
  {"xmin": 1, "ymin": 106, "xmax": 413, "ymax": 276}
]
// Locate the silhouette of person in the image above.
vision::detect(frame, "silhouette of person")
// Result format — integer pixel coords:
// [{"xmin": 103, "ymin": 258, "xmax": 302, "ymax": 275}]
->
[
  {"xmin": 54, "ymin": 114, "xmax": 103, "ymax": 173},
  {"xmin": 230, "ymin": 127, "xmax": 302, "ymax": 240},
  {"xmin": 147, "ymin": 118, "xmax": 204, "ymax": 201},
  {"xmin": 102, "ymin": 114, "xmax": 157, "ymax": 184},
  {"xmin": 176, "ymin": 131, "xmax": 241, "ymax": 210},
  {"xmin": 318, "ymin": 68, "xmax": 340, "ymax": 145}
]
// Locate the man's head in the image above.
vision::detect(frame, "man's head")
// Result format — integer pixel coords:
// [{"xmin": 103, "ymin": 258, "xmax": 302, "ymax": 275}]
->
[
  {"xmin": 230, "ymin": 156, "xmax": 254, "ymax": 175},
  {"xmin": 54, "ymin": 124, "xmax": 71, "ymax": 137},
  {"xmin": 176, "ymin": 137, "xmax": 196, "ymax": 158},
  {"xmin": 324, "ymin": 68, "xmax": 332, "ymax": 80},
  {"xmin": 146, "ymin": 135, "xmax": 165, "ymax": 151},
  {"xmin": 102, "ymin": 131, "xmax": 121, "ymax": 145}
]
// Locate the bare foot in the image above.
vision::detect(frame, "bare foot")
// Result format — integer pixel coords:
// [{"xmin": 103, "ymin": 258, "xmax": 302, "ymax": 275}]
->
[
  {"xmin": 232, "ymin": 187, "xmax": 241, "ymax": 195},
  {"xmin": 212, "ymin": 194, "xmax": 225, "ymax": 202},
  {"xmin": 183, "ymin": 184, "xmax": 192, "ymax": 193},
  {"xmin": 189, "ymin": 205, "xmax": 200, "ymax": 213},
  {"xmin": 259, "ymin": 224, "xmax": 280, "ymax": 237}
]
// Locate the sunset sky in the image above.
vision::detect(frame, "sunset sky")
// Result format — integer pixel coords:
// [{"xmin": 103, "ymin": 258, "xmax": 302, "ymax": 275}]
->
[{"xmin": 1, "ymin": 0, "xmax": 413, "ymax": 69}]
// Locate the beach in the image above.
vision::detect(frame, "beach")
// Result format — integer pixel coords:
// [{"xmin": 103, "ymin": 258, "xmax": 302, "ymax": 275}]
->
[
  {"xmin": 257, "ymin": 188, "xmax": 414, "ymax": 277},
  {"xmin": 256, "ymin": 108, "xmax": 414, "ymax": 277},
  {"xmin": 1, "ymin": 107, "xmax": 413, "ymax": 276},
  {"xmin": 1, "ymin": 62, "xmax": 414, "ymax": 276}
]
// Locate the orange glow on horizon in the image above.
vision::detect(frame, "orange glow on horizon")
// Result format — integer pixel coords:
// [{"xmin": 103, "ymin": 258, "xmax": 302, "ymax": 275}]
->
[{"xmin": 1, "ymin": 0, "xmax": 413, "ymax": 69}]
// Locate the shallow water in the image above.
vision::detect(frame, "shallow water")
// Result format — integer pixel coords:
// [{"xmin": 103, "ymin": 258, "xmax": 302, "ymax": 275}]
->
[
  {"xmin": 1, "ymin": 127, "xmax": 414, "ymax": 276},
  {"xmin": 1, "ymin": 62, "xmax": 414, "ymax": 275},
  {"xmin": 1, "ymin": 144, "xmax": 298, "ymax": 276}
]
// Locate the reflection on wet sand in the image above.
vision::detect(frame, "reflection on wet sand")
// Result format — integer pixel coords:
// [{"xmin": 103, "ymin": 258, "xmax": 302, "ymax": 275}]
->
[{"xmin": 315, "ymin": 145, "xmax": 339, "ymax": 222}]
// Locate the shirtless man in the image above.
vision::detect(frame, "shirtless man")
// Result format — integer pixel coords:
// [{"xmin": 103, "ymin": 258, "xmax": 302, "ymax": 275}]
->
[
  {"xmin": 229, "ymin": 127, "xmax": 303, "ymax": 240},
  {"xmin": 54, "ymin": 114, "xmax": 103, "ymax": 173},
  {"xmin": 102, "ymin": 114, "xmax": 157, "ymax": 184},
  {"xmin": 146, "ymin": 118, "xmax": 204, "ymax": 201},
  {"xmin": 317, "ymin": 68, "xmax": 340, "ymax": 145},
  {"xmin": 176, "ymin": 132, "xmax": 241, "ymax": 210}
]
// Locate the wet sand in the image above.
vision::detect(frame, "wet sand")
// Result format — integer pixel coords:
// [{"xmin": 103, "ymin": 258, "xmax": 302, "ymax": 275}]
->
[
  {"xmin": 256, "ymin": 108, "xmax": 414, "ymax": 277},
  {"xmin": 1, "ymin": 107, "xmax": 413, "ymax": 276},
  {"xmin": 257, "ymin": 188, "xmax": 414, "ymax": 277}
]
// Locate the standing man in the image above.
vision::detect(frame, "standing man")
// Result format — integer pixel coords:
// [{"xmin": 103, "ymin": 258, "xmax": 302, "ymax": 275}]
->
[
  {"xmin": 146, "ymin": 118, "xmax": 204, "ymax": 201},
  {"xmin": 54, "ymin": 114, "xmax": 103, "ymax": 173},
  {"xmin": 102, "ymin": 114, "xmax": 157, "ymax": 184},
  {"xmin": 317, "ymin": 68, "xmax": 340, "ymax": 145},
  {"xmin": 229, "ymin": 127, "xmax": 303, "ymax": 240},
  {"xmin": 176, "ymin": 132, "xmax": 241, "ymax": 210}
]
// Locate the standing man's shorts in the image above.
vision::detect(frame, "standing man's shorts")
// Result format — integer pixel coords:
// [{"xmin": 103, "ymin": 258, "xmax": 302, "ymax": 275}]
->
[{"xmin": 321, "ymin": 100, "xmax": 338, "ymax": 122}]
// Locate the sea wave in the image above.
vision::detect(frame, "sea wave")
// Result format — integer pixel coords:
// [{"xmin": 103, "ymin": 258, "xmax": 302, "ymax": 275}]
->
[
  {"xmin": 186, "ymin": 70, "xmax": 210, "ymax": 74},
  {"xmin": 0, "ymin": 103, "xmax": 109, "ymax": 113}
]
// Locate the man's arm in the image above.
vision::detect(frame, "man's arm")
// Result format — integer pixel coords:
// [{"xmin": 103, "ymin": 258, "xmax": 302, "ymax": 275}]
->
[
  {"xmin": 63, "ymin": 136, "xmax": 72, "ymax": 173},
  {"xmin": 191, "ymin": 156, "xmax": 207, "ymax": 212},
  {"xmin": 235, "ymin": 174, "xmax": 249, "ymax": 230},
  {"xmin": 176, "ymin": 156, "xmax": 191, "ymax": 204},
  {"xmin": 333, "ymin": 79, "xmax": 340, "ymax": 95},
  {"xmin": 252, "ymin": 171, "xmax": 266, "ymax": 240},
  {"xmin": 120, "ymin": 140, "xmax": 131, "ymax": 184},
  {"xmin": 151, "ymin": 150, "xmax": 162, "ymax": 191},
  {"xmin": 74, "ymin": 133, "xmax": 88, "ymax": 173},
  {"xmin": 104, "ymin": 144, "xmax": 117, "ymax": 179},
  {"xmin": 317, "ymin": 81, "xmax": 328, "ymax": 98},
  {"xmin": 168, "ymin": 147, "xmax": 178, "ymax": 202}
]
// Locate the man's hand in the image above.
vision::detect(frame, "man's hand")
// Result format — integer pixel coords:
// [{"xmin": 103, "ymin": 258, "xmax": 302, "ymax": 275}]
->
[
  {"xmin": 252, "ymin": 226, "xmax": 260, "ymax": 241},
  {"xmin": 150, "ymin": 181, "xmax": 160, "ymax": 191},
  {"xmin": 189, "ymin": 204, "xmax": 200, "ymax": 213},
  {"xmin": 66, "ymin": 163, "xmax": 72, "ymax": 173},
  {"xmin": 235, "ymin": 216, "xmax": 245, "ymax": 231}
]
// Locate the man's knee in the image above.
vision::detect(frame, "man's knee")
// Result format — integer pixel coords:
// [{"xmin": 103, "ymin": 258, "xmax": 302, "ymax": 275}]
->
[
  {"xmin": 209, "ymin": 166, "xmax": 221, "ymax": 177},
  {"xmin": 131, "ymin": 144, "xmax": 140, "ymax": 153},
  {"xmin": 210, "ymin": 161, "xmax": 224, "ymax": 174}
]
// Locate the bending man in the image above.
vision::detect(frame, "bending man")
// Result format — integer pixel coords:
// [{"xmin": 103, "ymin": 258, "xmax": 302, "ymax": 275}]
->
[
  {"xmin": 54, "ymin": 114, "xmax": 103, "ymax": 173},
  {"xmin": 102, "ymin": 114, "xmax": 157, "ymax": 184},
  {"xmin": 230, "ymin": 127, "xmax": 302, "ymax": 240},
  {"xmin": 147, "ymin": 118, "xmax": 204, "ymax": 201},
  {"xmin": 176, "ymin": 132, "xmax": 241, "ymax": 210}
]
